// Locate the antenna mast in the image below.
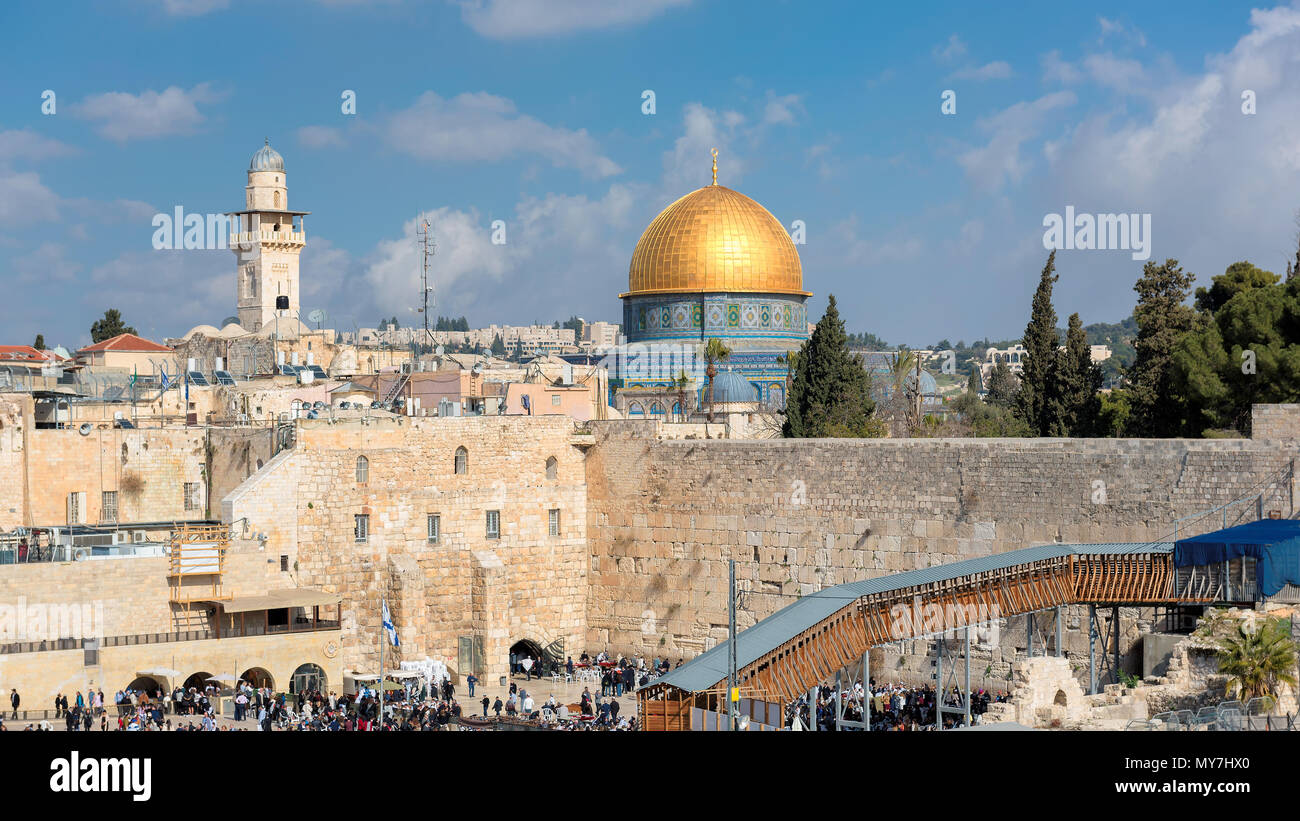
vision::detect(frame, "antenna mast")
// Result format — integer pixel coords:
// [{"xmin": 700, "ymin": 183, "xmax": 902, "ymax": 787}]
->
[{"xmin": 416, "ymin": 213, "xmax": 436, "ymax": 355}]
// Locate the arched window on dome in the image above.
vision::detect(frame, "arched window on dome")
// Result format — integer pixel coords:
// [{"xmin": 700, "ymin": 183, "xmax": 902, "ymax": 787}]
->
[
  {"xmin": 355, "ymin": 455, "xmax": 369, "ymax": 484},
  {"xmin": 545, "ymin": 456, "xmax": 558, "ymax": 481},
  {"xmin": 628, "ymin": 402, "xmax": 644, "ymax": 417},
  {"xmin": 454, "ymin": 447, "xmax": 468, "ymax": 475}
]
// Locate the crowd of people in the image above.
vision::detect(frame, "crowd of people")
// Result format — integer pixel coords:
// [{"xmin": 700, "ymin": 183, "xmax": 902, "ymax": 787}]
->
[{"xmin": 790, "ymin": 680, "xmax": 1010, "ymax": 731}]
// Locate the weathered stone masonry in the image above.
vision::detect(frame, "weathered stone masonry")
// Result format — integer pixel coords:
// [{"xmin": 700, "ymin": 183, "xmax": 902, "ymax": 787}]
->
[{"xmin": 583, "ymin": 422, "xmax": 1300, "ymax": 679}]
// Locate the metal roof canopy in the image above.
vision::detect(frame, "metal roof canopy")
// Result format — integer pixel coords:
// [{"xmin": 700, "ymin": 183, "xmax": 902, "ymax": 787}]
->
[
  {"xmin": 215, "ymin": 588, "xmax": 341, "ymax": 613},
  {"xmin": 651, "ymin": 541, "xmax": 1174, "ymax": 695}
]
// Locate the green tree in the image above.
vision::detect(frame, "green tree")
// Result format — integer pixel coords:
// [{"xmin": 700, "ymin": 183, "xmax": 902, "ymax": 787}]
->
[
  {"xmin": 490, "ymin": 334, "xmax": 506, "ymax": 357},
  {"xmin": 1016, "ymin": 251, "xmax": 1062, "ymax": 436},
  {"xmin": 1127, "ymin": 259, "xmax": 1197, "ymax": 436},
  {"xmin": 90, "ymin": 309, "xmax": 137, "ymax": 343},
  {"xmin": 33, "ymin": 334, "xmax": 45, "ymax": 351},
  {"xmin": 1217, "ymin": 618, "xmax": 1298, "ymax": 705},
  {"xmin": 1194, "ymin": 261, "xmax": 1279, "ymax": 314},
  {"xmin": 1052, "ymin": 313, "xmax": 1102, "ymax": 436},
  {"xmin": 1097, "ymin": 389, "xmax": 1132, "ymax": 437},
  {"xmin": 1168, "ymin": 260, "xmax": 1300, "ymax": 435},
  {"xmin": 985, "ymin": 361, "xmax": 1018, "ymax": 408},
  {"xmin": 783, "ymin": 295, "xmax": 879, "ymax": 437}
]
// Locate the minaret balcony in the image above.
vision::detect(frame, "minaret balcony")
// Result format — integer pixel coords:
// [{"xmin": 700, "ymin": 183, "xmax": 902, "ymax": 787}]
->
[{"xmin": 231, "ymin": 230, "xmax": 306, "ymax": 248}]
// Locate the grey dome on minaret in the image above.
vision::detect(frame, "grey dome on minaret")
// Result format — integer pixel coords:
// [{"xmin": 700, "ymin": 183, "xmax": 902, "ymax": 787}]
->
[{"xmin": 249, "ymin": 138, "xmax": 284, "ymax": 172}]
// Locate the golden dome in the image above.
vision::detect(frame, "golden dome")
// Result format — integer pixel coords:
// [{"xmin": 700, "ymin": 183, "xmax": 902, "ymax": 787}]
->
[{"xmin": 623, "ymin": 183, "xmax": 808, "ymax": 298}]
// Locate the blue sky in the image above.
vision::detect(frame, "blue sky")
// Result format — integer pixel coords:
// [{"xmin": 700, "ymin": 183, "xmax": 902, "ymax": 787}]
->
[{"xmin": 2, "ymin": 0, "xmax": 1298, "ymax": 350}]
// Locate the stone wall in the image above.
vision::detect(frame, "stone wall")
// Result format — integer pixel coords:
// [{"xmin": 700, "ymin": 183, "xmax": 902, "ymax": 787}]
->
[
  {"xmin": 583, "ymin": 422, "xmax": 1300, "ymax": 671},
  {"xmin": 224, "ymin": 415, "xmax": 588, "ymax": 682},
  {"xmin": 1252, "ymin": 404, "xmax": 1300, "ymax": 441}
]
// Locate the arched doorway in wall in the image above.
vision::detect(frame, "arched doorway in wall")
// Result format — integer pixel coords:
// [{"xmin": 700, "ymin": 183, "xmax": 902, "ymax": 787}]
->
[
  {"xmin": 183, "ymin": 671, "xmax": 213, "ymax": 692},
  {"xmin": 290, "ymin": 663, "xmax": 326, "ymax": 695},
  {"xmin": 126, "ymin": 675, "xmax": 162, "ymax": 695},
  {"xmin": 241, "ymin": 667, "xmax": 274, "ymax": 690},
  {"xmin": 510, "ymin": 639, "xmax": 545, "ymax": 677}
]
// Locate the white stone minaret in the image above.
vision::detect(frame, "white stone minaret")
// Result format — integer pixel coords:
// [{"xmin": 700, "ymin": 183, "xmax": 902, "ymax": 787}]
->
[{"xmin": 227, "ymin": 139, "xmax": 309, "ymax": 332}]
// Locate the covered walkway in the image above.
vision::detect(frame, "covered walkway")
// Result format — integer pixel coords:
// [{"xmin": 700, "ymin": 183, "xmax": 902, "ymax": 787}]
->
[{"xmin": 639, "ymin": 540, "xmax": 1229, "ymax": 730}]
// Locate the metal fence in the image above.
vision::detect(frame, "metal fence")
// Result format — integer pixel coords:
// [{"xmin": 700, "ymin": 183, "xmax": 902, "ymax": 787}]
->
[{"xmin": 1132, "ymin": 698, "xmax": 1295, "ymax": 731}]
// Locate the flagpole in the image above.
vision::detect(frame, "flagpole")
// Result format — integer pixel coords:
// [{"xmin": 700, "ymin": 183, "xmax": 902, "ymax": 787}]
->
[{"xmin": 378, "ymin": 601, "xmax": 384, "ymax": 731}]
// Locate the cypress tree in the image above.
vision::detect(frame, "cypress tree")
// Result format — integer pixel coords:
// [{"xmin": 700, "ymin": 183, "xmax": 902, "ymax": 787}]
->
[
  {"xmin": 783, "ymin": 294, "xmax": 876, "ymax": 437},
  {"xmin": 1016, "ymin": 251, "xmax": 1061, "ymax": 436},
  {"xmin": 1052, "ymin": 313, "xmax": 1102, "ymax": 436},
  {"xmin": 1128, "ymin": 258, "xmax": 1197, "ymax": 436},
  {"xmin": 986, "ymin": 361, "xmax": 1018, "ymax": 408}
]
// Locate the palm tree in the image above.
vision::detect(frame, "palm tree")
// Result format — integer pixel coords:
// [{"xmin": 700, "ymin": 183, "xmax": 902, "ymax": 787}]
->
[
  {"xmin": 1218, "ymin": 617, "xmax": 1298, "ymax": 706},
  {"xmin": 703, "ymin": 338, "xmax": 731, "ymax": 422}
]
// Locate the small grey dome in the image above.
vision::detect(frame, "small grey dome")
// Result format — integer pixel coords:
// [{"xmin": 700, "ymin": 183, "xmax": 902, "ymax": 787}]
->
[
  {"xmin": 249, "ymin": 138, "xmax": 284, "ymax": 172},
  {"xmin": 702, "ymin": 368, "xmax": 758, "ymax": 404}
]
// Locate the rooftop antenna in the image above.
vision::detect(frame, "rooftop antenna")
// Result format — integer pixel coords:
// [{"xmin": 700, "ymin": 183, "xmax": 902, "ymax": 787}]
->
[{"xmin": 416, "ymin": 213, "xmax": 436, "ymax": 356}]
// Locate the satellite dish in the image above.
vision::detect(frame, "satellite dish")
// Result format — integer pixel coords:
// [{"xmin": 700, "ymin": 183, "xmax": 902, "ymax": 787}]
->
[
  {"xmin": 435, "ymin": 345, "xmax": 445, "ymax": 356},
  {"xmin": 78, "ymin": 423, "xmax": 93, "ymax": 436},
  {"xmin": 307, "ymin": 309, "xmax": 325, "ymax": 324}
]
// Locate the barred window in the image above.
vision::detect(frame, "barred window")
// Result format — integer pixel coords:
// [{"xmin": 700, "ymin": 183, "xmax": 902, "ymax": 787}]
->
[
  {"xmin": 427, "ymin": 513, "xmax": 441, "ymax": 544},
  {"xmin": 355, "ymin": 514, "xmax": 369, "ymax": 543},
  {"xmin": 549, "ymin": 508, "xmax": 560, "ymax": 537},
  {"xmin": 101, "ymin": 491, "xmax": 118, "ymax": 523},
  {"xmin": 183, "ymin": 482, "xmax": 201, "ymax": 511},
  {"xmin": 356, "ymin": 455, "xmax": 369, "ymax": 484},
  {"xmin": 486, "ymin": 510, "xmax": 500, "ymax": 539}
]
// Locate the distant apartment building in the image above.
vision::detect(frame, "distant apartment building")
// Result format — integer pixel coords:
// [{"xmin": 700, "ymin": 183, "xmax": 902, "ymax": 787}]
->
[
  {"xmin": 978, "ymin": 342, "xmax": 1112, "ymax": 383},
  {"xmin": 582, "ymin": 321, "xmax": 620, "ymax": 349}
]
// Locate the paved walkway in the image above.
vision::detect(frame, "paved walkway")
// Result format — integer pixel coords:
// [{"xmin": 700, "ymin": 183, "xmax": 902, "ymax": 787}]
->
[{"xmin": 4, "ymin": 671, "xmax": 641, "ymax": 731}]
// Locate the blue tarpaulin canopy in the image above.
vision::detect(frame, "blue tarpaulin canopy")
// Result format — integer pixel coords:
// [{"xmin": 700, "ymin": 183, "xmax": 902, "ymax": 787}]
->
[{"xmin": 1174, "ymin": 519, "xmax": 1300, "ymax": 598}]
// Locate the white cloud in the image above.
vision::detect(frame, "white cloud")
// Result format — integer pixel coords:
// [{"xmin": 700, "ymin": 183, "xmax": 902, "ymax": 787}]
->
[
  {"xmin": 297, "ymin": 125, "xmax": 348, "ymax": 149},
  {"xmin": 14, "ymin": 242, "xmax": 83, "ymax": 284},
  {"xmin": 155, "ymin": 0, "xmax": 229, "ymax": 15},
  {"xmin": 72, "ymin": 84, "xmax": 222, "ymax": 142},
  {"xmin": 1041, "ymin": 50, "xmax": 1082, "ymax": 85},
  {"xmin": 1097, "ymin": 16, "xmax": 1147, "ymax": 48},
  {"xmin": 763, "ymin": 93, "xmax": 804, "ymax": 126},
  {"xmin": 661, "ymin": 102, "xmax": 745, "ymax": 194},
  {"xmin": 385, "ymin": 91, "xmax": 620, "ymax": 178},
  {"xmin": 453, "ymin": 0, "xmax": 691, "ymax": 39},
  {"xmin": 951, "ymin": 61, "xmax": 1014, "ymax": 81},
  {"xmin": 933, "ymin": 34, "xmax": 967, "ymax": 63},
  {"xmin": 0, "ymin": 172, "xmax": 61, "ymax": 224},
  {"xmin": 0, "ymin": 129, "xmax": 76, "ymax": 163},
  {"xmin": 956, "ymin": 91, "xmax": 1076, "ymax": 191}
]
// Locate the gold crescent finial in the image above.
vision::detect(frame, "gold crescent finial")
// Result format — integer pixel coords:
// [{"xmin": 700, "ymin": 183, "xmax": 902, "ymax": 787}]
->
[{"xmin": 711, "ymin": 147, "xmax": 718, "ymax": 185}]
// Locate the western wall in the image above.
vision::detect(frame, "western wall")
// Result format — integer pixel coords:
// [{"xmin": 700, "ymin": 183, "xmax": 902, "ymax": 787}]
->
[{"xmin": 583, "ymin": 416, "xmax": 1300, "ymax": 686}]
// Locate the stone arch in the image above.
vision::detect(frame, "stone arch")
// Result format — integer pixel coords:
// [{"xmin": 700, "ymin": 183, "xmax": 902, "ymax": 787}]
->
[
  {"xmin": 355, "ymin": 454, "xmax": 369, "ymax": 483},
  {"xmin": 454, "ymin": 446, "xmax": 468, "ymax": 475},
  {"xmin": 545, "ymin": 455, "xmax": 558, "ymax": 481},
  {"xmin": 183, "ymin": 671, "xmax": 213, "ymax": 691},
  {"xmin": 241, "ymin": 667, "xmax": 274, "ymax": 690},
  {"xmin": 289, "ymin": 663, "xmax": 327, "ymax": 695},
  {"xmin": 628, "ymin": 402, "xmax": 644, "ymax": 417},
  {"xmin": 126, "ymin": 675, "xmax": 162, "ymax": 694}
]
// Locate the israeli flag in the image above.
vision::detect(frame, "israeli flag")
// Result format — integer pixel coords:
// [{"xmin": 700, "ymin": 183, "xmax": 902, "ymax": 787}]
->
[{"xmin": 382, "ymin": 599, "xmax": 400, "ymax": 647}]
